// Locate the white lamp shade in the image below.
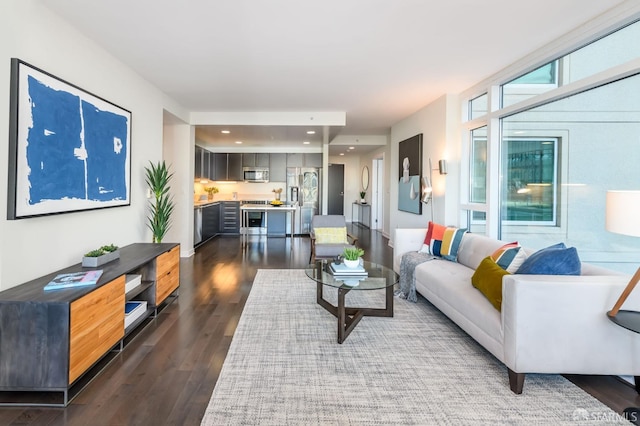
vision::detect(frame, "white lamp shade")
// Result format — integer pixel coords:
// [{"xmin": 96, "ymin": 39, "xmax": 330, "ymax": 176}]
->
[{"xmin": 606, "ymin": 190, "xmax": 640, "ymax": 237}]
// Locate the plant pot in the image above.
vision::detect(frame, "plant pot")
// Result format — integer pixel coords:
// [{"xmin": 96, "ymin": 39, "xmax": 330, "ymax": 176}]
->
[
  {"xmin": 82, "ymin": 250, "xmax": 120, "ymax": 267},
  {"xmin": 360, "ymin": 199, "xmax": 366, "ymax": 203},
  {"xmin": 343, "ymin": 258, "xmax": 361, "ymax": 269}
]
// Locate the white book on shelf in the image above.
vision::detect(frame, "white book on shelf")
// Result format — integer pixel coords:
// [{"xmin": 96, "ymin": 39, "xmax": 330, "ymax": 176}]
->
[
  {"xmin": 124, "ymin": 301, "xmax": 147, "ymax": 328},
  {"xmin": 125, "ymin": 274, "xmax": 142, "ymax": 293}
]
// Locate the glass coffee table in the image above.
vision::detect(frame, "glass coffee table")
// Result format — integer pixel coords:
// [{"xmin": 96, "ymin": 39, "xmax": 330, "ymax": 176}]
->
[{"xmin": 305, "ymin": 260, "xmax": 399, "ymax": 344}]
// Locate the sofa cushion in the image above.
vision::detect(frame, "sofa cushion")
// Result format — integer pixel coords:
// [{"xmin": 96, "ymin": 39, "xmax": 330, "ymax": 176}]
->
[
  {"xmin": 516, "ymin": 242, "xmax": 581, "ymax": 275},
  {"xmin": 314, "ymin": 227, "xmax": 348, "ymax": 244},
  {"xmin": 491, "ymin": 242, "xmax": 528, "ymax": 273},
  {"xmin": 419, "ymin": 221, "xmax": 467, "ymax": 261},
  {"xmin": 414, "ymin": 259, "xmax": 503, "ymax": 345},
  {"xmin": 457, "ymin": 233, "xmax": 507, "ymax": 270},
  {"xmin": 472, "ymin": 256, "xmax": 511, "ymax": 311}
]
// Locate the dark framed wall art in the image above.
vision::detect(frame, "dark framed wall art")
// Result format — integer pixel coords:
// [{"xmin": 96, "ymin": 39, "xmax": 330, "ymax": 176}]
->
[
  {"xmin": 7, "ymin": 58, "xmax": 131, "ymax": 220},
  {"xmin": 398, "ymin": 134, "xmax": 422, "ymax": 215}
]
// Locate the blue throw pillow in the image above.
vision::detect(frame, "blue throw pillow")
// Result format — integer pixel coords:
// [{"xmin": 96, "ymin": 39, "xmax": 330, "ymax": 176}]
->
[{"xmin": 516, "ymin": 242, "xmax": 581, "ymax": 275}]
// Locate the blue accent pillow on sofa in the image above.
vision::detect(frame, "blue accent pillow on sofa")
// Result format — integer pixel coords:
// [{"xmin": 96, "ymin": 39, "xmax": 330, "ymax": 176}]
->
[{"xmin": 516, "ymin": 242, "xmax": 581, "ymax": 275}]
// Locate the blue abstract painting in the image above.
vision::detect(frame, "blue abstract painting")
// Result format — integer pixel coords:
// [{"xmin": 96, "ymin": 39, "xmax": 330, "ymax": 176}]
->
[{"xmin": 8, "ymin": 59, "xmax": 131, "ymax": 219}]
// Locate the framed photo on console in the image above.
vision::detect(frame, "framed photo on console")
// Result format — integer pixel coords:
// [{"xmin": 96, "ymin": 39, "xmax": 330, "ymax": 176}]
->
[{"xmin": 7, "ymin": 58, "xmax": 131, "ymax": 220}]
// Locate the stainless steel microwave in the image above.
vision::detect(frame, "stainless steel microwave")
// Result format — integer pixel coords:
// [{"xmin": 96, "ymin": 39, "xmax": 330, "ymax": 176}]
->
[{"xmin": 243, "ymin": 167, "xmax": 269, "ymax": 183}]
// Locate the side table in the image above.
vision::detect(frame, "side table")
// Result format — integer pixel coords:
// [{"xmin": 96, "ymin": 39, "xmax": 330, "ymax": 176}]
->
[{"xmin": 607, "ymin": 310, "xmax": 640, "ymax": 425}]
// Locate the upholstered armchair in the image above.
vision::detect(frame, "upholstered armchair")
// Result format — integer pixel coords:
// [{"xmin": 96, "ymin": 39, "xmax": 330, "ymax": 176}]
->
[{"xmin": 309, "ymin": 215, "xmax": 358, "ymax": 263}]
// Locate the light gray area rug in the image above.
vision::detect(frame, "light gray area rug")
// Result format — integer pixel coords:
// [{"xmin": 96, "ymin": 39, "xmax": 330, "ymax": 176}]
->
[{"xmin": 201, "ymin": 269, "xmax": 622, "ymax": 425}]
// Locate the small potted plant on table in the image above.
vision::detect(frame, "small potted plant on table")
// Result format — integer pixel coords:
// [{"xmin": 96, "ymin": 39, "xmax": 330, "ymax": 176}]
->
[
  {"xmin": 82, "ymin": 244, "xmax": 120, "ymax": 267},
  {"xmin": 343, "ymin": 247, "xmax": 365, "ymax": 268},
  {"xmin": 360, "ymin": 191, "xmax": 366, "ymax": 203}
]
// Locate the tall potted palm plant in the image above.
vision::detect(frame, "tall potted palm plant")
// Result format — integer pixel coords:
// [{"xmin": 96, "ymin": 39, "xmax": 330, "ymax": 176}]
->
[{"xmin": 144, "ymin": 160, "xmax": 175, "ymax": 243}]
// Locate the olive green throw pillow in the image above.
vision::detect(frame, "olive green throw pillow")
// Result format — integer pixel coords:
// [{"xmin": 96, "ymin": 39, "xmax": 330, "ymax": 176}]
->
[{"xmin": 471, "ymin": 256, "xmax": 511, "ymax": 311}]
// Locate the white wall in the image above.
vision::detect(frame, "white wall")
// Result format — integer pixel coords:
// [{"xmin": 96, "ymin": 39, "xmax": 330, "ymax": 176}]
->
[
  {"xmin": 163, "ymin": 120, "xmax": 195, "ymax": 257},
  {"xmin": 359, "ymin": 143, "xmax": 392, "ymax": 237},
  {"xmin": 389, "ymin": 94, "xmax": 461, "ymax": 244},
  {"xmin": 0, "ymin": 1, "xmax": 169, "ymax": 289}
]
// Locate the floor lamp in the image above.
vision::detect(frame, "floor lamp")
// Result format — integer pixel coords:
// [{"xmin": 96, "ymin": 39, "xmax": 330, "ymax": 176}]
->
[{"xmin": 606, "ymin": 190, "xmax": 640, "ymax": 317}]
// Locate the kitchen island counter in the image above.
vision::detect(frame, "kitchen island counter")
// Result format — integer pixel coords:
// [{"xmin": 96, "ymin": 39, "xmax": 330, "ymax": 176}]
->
[{"xmin": 240, "ymin": 204, "xmax": 297, "ymax": 250}]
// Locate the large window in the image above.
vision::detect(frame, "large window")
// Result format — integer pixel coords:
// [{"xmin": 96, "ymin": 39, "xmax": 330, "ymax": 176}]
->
[
  {"xmin": 463, "ymin": 17, "xmax": 640, "ymax": 273},
  {"xmin": 500, "ymin": 74, "xmax": 640, "ymax": 264},
  {"xmin": 501, "ymin": 138, "xmax": 557, "ymax": 225},
  {"xmin": 502, "ymin": 20, "xmax": 640, "ymax": 108}
]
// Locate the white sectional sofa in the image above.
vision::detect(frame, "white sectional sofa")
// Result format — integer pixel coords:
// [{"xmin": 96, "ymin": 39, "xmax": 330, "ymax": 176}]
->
[{"xmin": 393, "ymin": 227, "xmax": 640, "ymax": 394}]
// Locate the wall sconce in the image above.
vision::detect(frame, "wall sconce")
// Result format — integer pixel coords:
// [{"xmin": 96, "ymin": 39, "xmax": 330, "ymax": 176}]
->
[{"xmin": 438, "ymin": 159, "xmax": 448, "ymax": 175}]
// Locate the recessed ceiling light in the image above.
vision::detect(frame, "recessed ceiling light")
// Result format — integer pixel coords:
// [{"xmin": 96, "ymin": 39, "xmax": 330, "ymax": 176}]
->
[
  {"xmin": 349, "ymin": 146, "xmax": 355, "ymax": 150},
  {"xmin": 303, "ymin": 141, "xmax": 310, "ymax": 145},
  {"xmin": 306, "ymin": 130, "xmax": 315, "ymax": 135},
  {"xmin": 235, "ymin": 141, "xmax": 243, "ymax": 144},
  {"xmin": 221, "ymin": 130, "xmax": 230, "ymax": 134},
  {"xmin": 339, "ymin": 153, "xmax": 344, "ymax": 156}
]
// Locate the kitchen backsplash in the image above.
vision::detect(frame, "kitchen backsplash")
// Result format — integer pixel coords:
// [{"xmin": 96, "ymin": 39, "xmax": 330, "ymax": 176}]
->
[{"xmin": 194, "ymin": 180, "xmax": 287, "ymax": 202}]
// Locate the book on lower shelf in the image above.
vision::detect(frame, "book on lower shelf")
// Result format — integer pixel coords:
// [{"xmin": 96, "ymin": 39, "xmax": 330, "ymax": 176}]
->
[
  {"xmin": 330, "ymin": 262, "xmax": 368, "ymax": 276},
  {"xmin": 43, "ymin": 270, "xmax": 103, "ymax": 291},
  {"xmin": 124, "ymin": 301, "xmax": 148, "ymax": 329}
]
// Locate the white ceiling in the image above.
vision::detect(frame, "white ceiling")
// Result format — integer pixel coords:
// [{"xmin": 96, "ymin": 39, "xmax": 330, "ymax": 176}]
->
[{"xmin": 42, "ymin": 0, "xmax": 625, "ymax": 155}]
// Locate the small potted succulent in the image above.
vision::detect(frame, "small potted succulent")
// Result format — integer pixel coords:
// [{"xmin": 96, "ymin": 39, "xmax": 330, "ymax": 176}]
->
[
  {"xmin": 359, "ymin": 191, "xmax": 366, "ymax": 203},
  {"xmin": 82, "ymin": 244, "xmax": 120, "ymax": 267},
  {"xmin": 342, "ymin": 247, "xmax": 365, "ymax": 268}
]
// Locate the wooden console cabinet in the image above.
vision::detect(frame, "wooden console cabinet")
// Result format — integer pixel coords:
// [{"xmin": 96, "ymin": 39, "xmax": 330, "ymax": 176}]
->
[{"xmin": 0, "ymin": 243, "xmax": 180, "ymax": 406}]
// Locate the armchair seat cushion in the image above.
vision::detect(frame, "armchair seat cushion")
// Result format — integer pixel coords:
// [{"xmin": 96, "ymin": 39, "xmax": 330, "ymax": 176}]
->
[{"xmin": 315, "ymin": 242, "xmax": 353, "ymax": 259}]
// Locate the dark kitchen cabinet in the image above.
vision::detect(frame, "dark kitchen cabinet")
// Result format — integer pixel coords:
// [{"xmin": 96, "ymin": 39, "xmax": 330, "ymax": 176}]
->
[
  {"xmin": 304, "ymin": 153, "xmax": 323, "ymax": 168},
  {"xmin": 228, "ymin": 153, "xmax": 243, "ymax": 181},
  {"xmin": 195, "ymin": 146, "xmax": 203, "ymax": 179},
  {"xmin": 267, "ymin": 211, "xmax": 286, "ymax": 236},
  {"xmin": 269, "ymin": 153, "xmax": 286, "ymax": 182},
  {"xmin": 220, "ymin": 201, "xmax": 240, "ymax": 234},
  {"xmin": 213, "ymin": 153, "xmax": 243, "ymax": 181},
  {"xmin": 242, "ymin": 153, "xmax": 269, "ymax": 167},
  {"xmin": 202, "ymin": 203, "xmax": 220, "ymax": 241}
]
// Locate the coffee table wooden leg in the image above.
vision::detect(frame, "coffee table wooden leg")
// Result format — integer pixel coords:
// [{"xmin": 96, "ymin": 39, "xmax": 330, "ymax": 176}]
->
[{"xmin": 338, "ymin": 288, "xmax": 347, "ymax": 343}]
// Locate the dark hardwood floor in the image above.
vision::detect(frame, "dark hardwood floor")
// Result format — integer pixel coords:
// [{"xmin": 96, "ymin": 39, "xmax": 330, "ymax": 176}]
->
[{"xmin": 0, "ymin": 224, "xmax": 637, "ymax": 425}]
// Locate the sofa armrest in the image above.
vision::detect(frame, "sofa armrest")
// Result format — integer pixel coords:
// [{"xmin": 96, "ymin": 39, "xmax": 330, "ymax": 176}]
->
[
  {"xmin": 392, "ymin": 228, "xmax": 427, "ymax": 272},
  {"xmin": 502, "ymin": 273, "xmax": 640, "ymax": 375}
]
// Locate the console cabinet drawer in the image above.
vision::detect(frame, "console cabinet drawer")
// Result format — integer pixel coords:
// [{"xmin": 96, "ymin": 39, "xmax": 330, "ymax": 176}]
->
[
  {"xmin": 155, "ymin": 245, "xmax": 180, "ymax": 305},
  {"xmin": 69, "ymin": 276, "xmax": 125, "ymax": 384}
]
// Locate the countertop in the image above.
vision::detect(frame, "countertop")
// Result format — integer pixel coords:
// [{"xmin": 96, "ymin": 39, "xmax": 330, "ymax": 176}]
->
[
  {"xmin": 240, "ymin": 204, "xmax": 297, "ymax": 211},
  {"xmin": 195, "ymin": 194, "xmax": 294, "ymax": 208},
  {"xmin": 194, "ymin": 200, "xmax": 222, "ymax": 208}
]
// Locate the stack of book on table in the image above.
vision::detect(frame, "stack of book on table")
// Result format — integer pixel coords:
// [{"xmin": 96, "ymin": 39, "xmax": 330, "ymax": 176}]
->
[
  {"xmin": 330, "ymin": 262, "xmax": 367, "ymax": 286},
  {"xmin": 330, "ymin": 262, "xmax": 368, "ymax": 277}
]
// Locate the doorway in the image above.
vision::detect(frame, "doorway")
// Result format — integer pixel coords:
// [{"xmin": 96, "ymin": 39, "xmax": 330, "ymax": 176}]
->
[
  {"xmin": 372, "ymin": 156, "xmax": 384, "ymax": 230},
  {"xmin": 327, "ymin": 163, "xmax": 344, "ymax": 215}
]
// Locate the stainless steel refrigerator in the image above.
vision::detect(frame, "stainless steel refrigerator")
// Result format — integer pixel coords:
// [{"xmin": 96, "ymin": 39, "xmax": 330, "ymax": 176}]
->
[{"xmin": 286, "ymin": 167, "xmax": 321, "ymax": 235}]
